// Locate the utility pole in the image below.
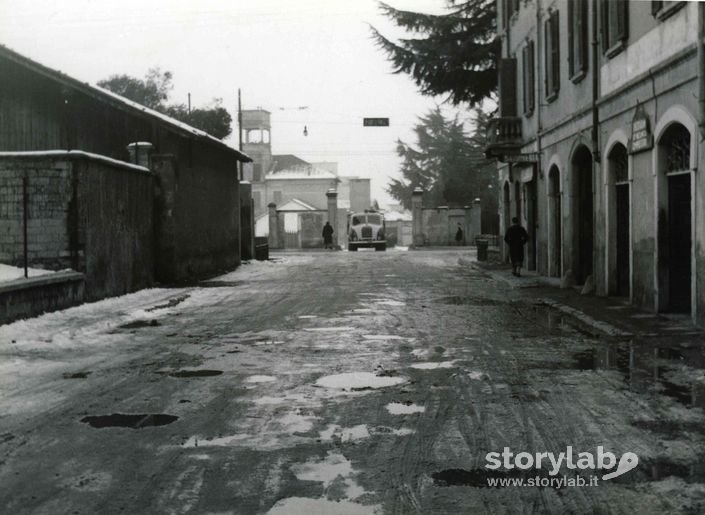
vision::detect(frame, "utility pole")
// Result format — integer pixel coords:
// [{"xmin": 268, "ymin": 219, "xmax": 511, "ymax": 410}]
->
[
  {"xmin": 238, "ymin": 88, "xmax": 243, "ymax": 181},
  {"xmin": 188, "ymin": 92, "xmax": 191, "ymax": 114}
]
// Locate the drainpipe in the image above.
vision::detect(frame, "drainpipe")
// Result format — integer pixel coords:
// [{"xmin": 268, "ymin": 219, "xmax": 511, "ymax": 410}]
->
[
  {"xmin": 591, "ymin": 0, "xmax": 601, "ymax": 292},
  {"xmin": 698, "ymin": 2, "xmax": 705, "ymax": 139}
]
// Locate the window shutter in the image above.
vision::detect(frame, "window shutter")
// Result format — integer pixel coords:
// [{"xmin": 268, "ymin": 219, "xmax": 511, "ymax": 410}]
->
[
  {"xmin": 616, "ymin": 0, "xmax": 628, "ymax": 41},
  {"xmin": 499, "ymin": 58, "xmax": 518, "ymax": 117},
  {"xmin": 568, "ymin": 0, "xmax": 575, "ymax": 76},
  {"xmin": 579, "ymin": 0, "xmax": 588, "ymax": 72},
  {"xmin": 528, "ymin": 41, "xmax": 535, "ymax": 112},
  {"xmin": 551, "ymin": 11, "xmax": 560, "ymax": 93}
]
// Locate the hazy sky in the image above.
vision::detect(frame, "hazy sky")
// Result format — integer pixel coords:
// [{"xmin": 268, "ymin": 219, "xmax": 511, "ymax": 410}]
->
[{"xmin": 0, "ymin": 0, "xmax": 471, "ymax": 206}]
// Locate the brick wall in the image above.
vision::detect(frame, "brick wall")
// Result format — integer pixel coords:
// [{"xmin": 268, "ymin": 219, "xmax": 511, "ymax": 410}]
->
[{"xmin": 0, "ymin": 152, "xmax": 154, "ymax": 300}]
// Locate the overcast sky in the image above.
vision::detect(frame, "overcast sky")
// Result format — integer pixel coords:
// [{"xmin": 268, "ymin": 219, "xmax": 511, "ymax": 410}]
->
[{"xmin": 0, "ymin": 0, "xmax": 472, "ymax": 207}]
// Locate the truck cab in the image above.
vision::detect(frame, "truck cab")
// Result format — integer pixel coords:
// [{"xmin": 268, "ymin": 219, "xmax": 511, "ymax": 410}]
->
[{"xmin": 347, "ymin": 211, "xmax": 386, "ymax": 251}]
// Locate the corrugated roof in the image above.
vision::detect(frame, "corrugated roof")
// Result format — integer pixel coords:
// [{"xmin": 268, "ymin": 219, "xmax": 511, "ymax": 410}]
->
[{"xmin": 0, "ymin": 44, "xmax": 251, "ymax": 162}]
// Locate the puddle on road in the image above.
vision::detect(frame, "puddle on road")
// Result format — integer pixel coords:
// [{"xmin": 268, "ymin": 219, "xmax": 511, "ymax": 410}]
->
[
  {"xmin": 437, "ymin": 296, "xmax": 506, "ymax": 307},
  {"xmin": 267, "ymin": 497, "xmax": 377, "ymax": 515},
  {"xmin": 362, "ymin": 334, "xmax": 408, "ymax": 341},
  {"xmin": 145, "ymin": 295, "xmax": 190, "ymax": 312},
  {"xmin": 118, "ymin": 319, "xmax": 161, "ymax": 329},
  {"xmin": 245, "ymin": 375, "xmax": 276, "ymax": 383},
  {"xmin": 305, "ymin": 327, "xmax": 356, "ymax": 333},
  {"xmin": 63, "ymin": 371, "xmax": 91, "ymax": 379},
  {"xmin": 386, "ymin": 402, "xmax": 425, "ymax": 415},
  {"xmin": 315, "ymin": 372, "xmax": 406, "ymax": 391},
  {"xmin": 197, "ymin": 280, "xmax": 244, "ymax": 288},
  {"xmin": 81, "ymin": 413, "xmax": 178, "ymax": 429},
  {"xmin": 168, "ymin": 369, "xmax": 223, "ymax": 378},
  {"xmin": 410, "ymin": 361, "xmax": 456, "ymax": 370},
  {"xmin": 373, "ymin": 300, "xmax": 405, "ymax": 307},
  {"xmin": 432, "ymin": 468, "xmax": 526, "ymax": 488}
]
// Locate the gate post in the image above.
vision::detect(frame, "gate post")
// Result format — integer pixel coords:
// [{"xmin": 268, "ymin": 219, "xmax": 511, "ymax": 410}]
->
[
  {"xmin": 268, "ymin": 202, "xmax": 279, "ymax": 249},
  {"xmin": 326, "ymin": 188, "xmax": 338, "ymax": 249},
  {"xmin": 411, "ymin": 187, "xmax": 424, "ymax": 248}
]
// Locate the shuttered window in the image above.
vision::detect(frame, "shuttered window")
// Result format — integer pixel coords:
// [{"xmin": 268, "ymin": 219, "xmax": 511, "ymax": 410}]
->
[
  {"xmin": 522, "ymin": 41, "xmax": 535, "ymax": 116},
  {"xmin": 544, "ymin": 10, "xmax": 560, "ymax": 100},
  {"xmin": 601, "ymin": 0, "xmax": 628, "ymax": 56},
  {"xmin": 568, "ymin": 0, "xmax": 588, "ymax": 80}
]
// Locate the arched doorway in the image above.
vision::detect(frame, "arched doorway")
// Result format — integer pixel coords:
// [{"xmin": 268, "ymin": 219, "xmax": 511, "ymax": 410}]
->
[
  {"xmin": 658, "ymin": 123, "xmax": 692, "ymax": 312},
  {"xmin": 548, "ymin": 165, "xmax": 561, "ymax": 277},
  {"xmin": 571, "ymin": 145, "xmax": 594, "ymax": 284},
  {"xmin": 514, "ymin": 180, "xmax": 522, "ymax": 221},
  {"xmin": 608, "ymin": 143, "xmax": 630, "ymax": 296}
]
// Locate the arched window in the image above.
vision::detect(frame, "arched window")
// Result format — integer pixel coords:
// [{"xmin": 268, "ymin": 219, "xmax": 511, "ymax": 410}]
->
[
  {"xmin": 608, "ymin": 144, "xmax": 628, "ymax": 183},
  {"xmin": 662, "ymin": 124, "xmax": 690, "ymax": 173}
]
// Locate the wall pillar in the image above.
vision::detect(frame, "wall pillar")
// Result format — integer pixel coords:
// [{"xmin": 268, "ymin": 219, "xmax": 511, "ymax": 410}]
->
[
  {"xmin": 326, "ymin": 188, "xmax": 338, "ymax": 248},
  {"xmin": 412, "ymin": 187, "xmax": 424, "ymax": 247},
  {"xmin": 268, "ymin": 202, "xmax": 279, "ymax": 249},
  {"xmin": 472, "ymin": 198, "xmax": 483, "ymax": 242}
]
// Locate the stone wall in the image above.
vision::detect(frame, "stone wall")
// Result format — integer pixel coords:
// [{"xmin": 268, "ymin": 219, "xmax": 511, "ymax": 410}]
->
[
  {"xmin": 0, "ymin": 271, "xmax": 85, "ymax": 325},
  {"xmin": 0, "ymin": 152, "xmax": 154, "ymax": 300}
]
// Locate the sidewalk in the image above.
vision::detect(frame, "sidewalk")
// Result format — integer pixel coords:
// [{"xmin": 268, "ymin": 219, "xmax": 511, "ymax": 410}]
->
[{"xmin": 463, "ymin": 254, "xmax": 704, "ymax": 341}]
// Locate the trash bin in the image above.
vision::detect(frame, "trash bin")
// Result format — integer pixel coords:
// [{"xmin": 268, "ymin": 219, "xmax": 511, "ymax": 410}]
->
[
  {"xmin": 476, "ymin": 239, "xmax": 488, "ymax": 262},
  {"xmin": 254, "ymin": 237, "xmax": 269, "ymax": 261}
]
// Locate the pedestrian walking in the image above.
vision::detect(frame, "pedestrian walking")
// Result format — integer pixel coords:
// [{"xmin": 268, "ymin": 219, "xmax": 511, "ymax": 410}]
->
[
  {"xmin": 455, "ymin": 223, "xmax": 464, "ymax": 246},
  {"xmin": 504, "ymin": 217, "xmax": 529, "ymax": 277},
  {"xmin": 322, "ymin": 221, "xmax": 334, "ymax": 250}
]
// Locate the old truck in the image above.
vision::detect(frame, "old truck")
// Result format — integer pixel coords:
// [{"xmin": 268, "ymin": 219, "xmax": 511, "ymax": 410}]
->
[{"xmin": 347, "ymin": 211, "xmax": 386, "ymax": 251}]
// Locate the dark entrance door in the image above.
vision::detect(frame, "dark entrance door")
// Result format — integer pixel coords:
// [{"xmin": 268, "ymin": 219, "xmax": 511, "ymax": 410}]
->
[
  {"xmin": 668, "ymin": 174, "xmax": 691, "ymax": 312},
  {"xmin": 615, "ymin": 184, "xmax": 630, "ymax": 296},
  {"xmin": 525, "ymin": 178, "xmax": 537, "ymax": 271},
  {"xmin": 574, "ymin": 148, "xmax": 594, "ymax": 284}
]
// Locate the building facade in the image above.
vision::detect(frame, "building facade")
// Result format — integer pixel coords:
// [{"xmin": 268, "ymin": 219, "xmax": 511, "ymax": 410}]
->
[{"xmin": 487, "ymin": 1, "xmax": 704, "ymax": 324}]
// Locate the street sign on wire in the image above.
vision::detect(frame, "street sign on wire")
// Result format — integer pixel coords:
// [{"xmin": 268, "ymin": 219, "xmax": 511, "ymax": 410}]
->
[{"xmin": 363, "ymin": 118, "xmax": 389, "ymax": 127}]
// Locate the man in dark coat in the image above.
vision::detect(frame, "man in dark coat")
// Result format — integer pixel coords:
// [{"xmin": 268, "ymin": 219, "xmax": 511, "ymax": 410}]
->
[
  {"xmin": 455, "ymin": 223, "xmax": 464, "ymax": 246},
  {"xmin": 322, "ymin": 221, "xmax": 334, "ymax": 249},
  {"xmin": 504, "ymin": 217, "xmax": 529, "ymax": 276}
]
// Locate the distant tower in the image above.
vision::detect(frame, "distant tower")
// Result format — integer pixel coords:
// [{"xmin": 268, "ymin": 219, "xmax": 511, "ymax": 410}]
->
[{"xmin": 241, "ymin": 108, "xmax": 272, "ymax": 213}]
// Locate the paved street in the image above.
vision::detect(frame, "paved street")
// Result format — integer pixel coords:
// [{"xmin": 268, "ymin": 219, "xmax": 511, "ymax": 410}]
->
[{"xmin": 2, "ymin": 250, "xmax": 705, "ymax": 514}]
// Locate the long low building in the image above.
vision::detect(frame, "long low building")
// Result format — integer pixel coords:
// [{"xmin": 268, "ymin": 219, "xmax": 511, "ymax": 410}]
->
[{"xmin": 0, "ymin": 44, "xmax": 251, "ymax": 299}]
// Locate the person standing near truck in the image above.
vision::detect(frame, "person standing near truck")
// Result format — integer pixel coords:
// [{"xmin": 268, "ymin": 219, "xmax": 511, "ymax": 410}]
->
[{"xmin": 322, "ymin": 221, "xmax": 334, "ymax": 250}]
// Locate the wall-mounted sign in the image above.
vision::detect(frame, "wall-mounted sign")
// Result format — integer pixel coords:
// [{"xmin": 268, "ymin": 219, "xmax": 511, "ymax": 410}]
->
[
  {"xmin": 501, "ymin": 152, "xmax": 540, "ymax": 164},
  {"xmin": 629, "ymin": 103, "xmax": 653, "ymax": 154},
  {"xmin": 363, "ymin": 118, "xmax": 389, "ymax": 127}
]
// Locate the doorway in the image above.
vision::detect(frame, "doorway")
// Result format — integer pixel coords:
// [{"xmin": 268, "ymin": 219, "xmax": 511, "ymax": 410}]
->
[
  {"xmin": 609, "ymin": 143, "xmax": 630, "ymax": 297},
  {"xmin": 667, "ymin": 173, "xmax": 691, "ymax": 311},
  {"xmin": 548, "ymin": 166, "xmax": 561, "ymax": 277},
  {"xmin": 572, "ymin": 145, "xmax": 594, "ymax": 284}
]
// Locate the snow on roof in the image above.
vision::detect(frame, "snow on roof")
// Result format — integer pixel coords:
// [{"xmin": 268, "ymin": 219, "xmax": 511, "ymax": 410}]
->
[
  {"xmin": 0, "ymin": 44, "xmax": 251, "ymax": 162},
  {"xmin": 384, "ymin": 211, "xmax": 413, "ymax": 222},
  {"xmin": 0, "ymin": 150, "xmax": 150, "ymax": 174},
  {"xmin": 266, "ymin": 164, "xmax": 337, "ymax": 180},
  {"xmin": 278, "ymin": 198, "xmax": 318, "ymax": 211}
]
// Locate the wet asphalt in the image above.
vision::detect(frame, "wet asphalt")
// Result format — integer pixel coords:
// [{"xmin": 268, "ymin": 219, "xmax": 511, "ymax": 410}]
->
[{"xmin": 1, "ymin": 249, "xmax": 705, "ymax": 514}]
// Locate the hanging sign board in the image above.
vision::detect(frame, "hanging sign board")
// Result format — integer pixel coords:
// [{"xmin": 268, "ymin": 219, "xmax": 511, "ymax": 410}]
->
[
  {"xmin": 501, "ymin": 152, "xmax": 540, "ymax": 164},
  {"xmin": 363, "ymin": 118, "xmax": 390, "ymax": 127},
  {"xmin": 629, "ymin": 103, "xmax": 653, "ymax": 154}
]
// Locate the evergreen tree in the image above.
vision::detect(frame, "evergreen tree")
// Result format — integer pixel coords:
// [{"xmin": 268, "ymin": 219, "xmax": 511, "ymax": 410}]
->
[
  {"xmin": 371, "ymin": 1, "xmax": 498, "ymax": 106},
  {"xmin": 387, "ymin": 107, "xmax": 493, "ymax": 209}
]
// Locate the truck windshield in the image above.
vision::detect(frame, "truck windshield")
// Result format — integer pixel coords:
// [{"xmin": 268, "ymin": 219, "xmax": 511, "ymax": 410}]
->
[{"xmin": 367, "ymin": 215, "xmax": 381, "ymax": 225}]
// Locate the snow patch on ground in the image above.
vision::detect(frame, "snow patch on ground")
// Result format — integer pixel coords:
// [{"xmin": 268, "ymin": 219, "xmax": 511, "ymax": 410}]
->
[
  {"xmin": 267, "ymin": 497, "xmax": 378, "ymax": 515},
  {"xmin": 362, "ymin": 334, "xmax": 409, "ymax": 341},
  {"xmin": 0, "ymin": 263, "xmax": 57, "ymax": 282},
  {"xmin": 319, "ymin": 424, "xmax": 371, "ymax": 442},
  {"xmin": 245, "ymin": 375, "xmax": 277, "ymax": 383},
  {"xmin": 410, "ymin": 361, "xmax": 457, "ymax": 370},
  {"xmin": 386, "ymin": 402, "xmax": 425, "ymax": 415},
  {"xmin": 315, "ymin": 372, "xmax": 406, "ymax": 390}
]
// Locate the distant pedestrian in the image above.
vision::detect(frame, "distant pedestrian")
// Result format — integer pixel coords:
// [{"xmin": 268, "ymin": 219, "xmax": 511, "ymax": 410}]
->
[
  {"xmin": 455, "ymin": 223, "xmax": 464, "ymax": 246},
  {"xmin": 504, "ymin": 217, "xmax": 529, "ymax": 276},
  {"xmin": 322, "ymin": 221, "xmax": 334, "ymax": 249}
]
